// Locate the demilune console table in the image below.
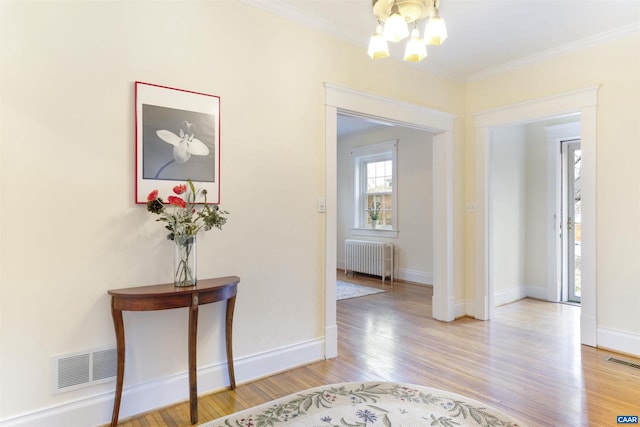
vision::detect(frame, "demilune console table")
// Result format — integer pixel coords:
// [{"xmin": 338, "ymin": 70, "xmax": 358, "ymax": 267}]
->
[{"xmin": 107, "ymin": 276, "xmax": 240, "ymax": 426}]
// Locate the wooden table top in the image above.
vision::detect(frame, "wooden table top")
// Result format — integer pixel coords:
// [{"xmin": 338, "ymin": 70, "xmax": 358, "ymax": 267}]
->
[{"xmin": 108, "ymin": 276, "xmax": 240, "ymax": 297}]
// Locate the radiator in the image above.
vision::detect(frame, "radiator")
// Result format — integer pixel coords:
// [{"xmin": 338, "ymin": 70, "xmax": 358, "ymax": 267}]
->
[{"xmin": 344, "ymin": 239, "xmax": 394, "ymax": 282}]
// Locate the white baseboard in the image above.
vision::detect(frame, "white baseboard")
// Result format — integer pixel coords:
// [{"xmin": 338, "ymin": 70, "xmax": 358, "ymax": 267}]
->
[
  {"xmin": 494, "ymin": 286, "xmax": 528, "ymax": 307},
  {"xmin": 0, "ymin": 338, "xmax": 325, "ymax": 427},
  {"xmin": 337, "ymin": 261, "xmax": 432, "ymax": 285},
  {"xmin": 396, "ymin": 269, "xmax": 432, "ymax": 285},
  {"xmin": 457, "ymin": 299, "xmax": 474, "ymax": 319},
  {"xmin": 597, "ymin": 326, "xmax": 640, "ymax": 357},
  {"xmin": 581, "ymin": 311, "xmax": 597, "ymax": 347},
  {"xmin": 525, "ymin": 284, "xmax": 547, "ymax": 300},
  {"xmin": 325, "ymin": 325, "xmax": 338, "ymax": 358}
]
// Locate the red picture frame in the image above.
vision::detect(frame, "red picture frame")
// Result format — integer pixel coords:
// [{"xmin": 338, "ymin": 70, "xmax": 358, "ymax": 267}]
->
[{"xmin": 135, "ymin": 81, "xmax": 221, "ymax": 204}]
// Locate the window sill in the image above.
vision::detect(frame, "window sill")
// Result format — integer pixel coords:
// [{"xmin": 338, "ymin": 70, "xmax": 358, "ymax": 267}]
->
[{"xmin": 349, "ymin": 228, "xmax": 398, "ymax": 238}]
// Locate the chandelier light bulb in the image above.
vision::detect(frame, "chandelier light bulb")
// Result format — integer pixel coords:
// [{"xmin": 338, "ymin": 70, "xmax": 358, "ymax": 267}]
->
[
  {"xmin": 424, "ymin": 7, "xmax": 447, "ymax": 45},
  {"xmin": 368, "ymin": 24, "xmax": 390, "ymax": 59},
  {"xmin": 404, "ymin": 28, "xmax": 427, "ymax": 62},
  {"xmin": 369, "ymin": 0, "xmax": 447, "ymax": 61},
  {"xmin": 383, "ymin": 3, "xmax": 409, "ymax": 42}
]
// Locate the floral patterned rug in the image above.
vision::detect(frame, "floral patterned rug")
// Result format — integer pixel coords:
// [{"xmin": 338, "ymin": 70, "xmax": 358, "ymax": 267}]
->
[{"xmin": 201, "ymin": 382, "xmax": 525, "ymax": 427}]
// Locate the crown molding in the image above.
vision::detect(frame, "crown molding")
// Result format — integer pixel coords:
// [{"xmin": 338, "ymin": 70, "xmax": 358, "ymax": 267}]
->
[
  {"xmin": 239, "ymin": 0, "xmax": 362, "ymax": 45},
  {"xmin": 239, "ymin": 0, "xmax": 466, "ymax": 81},
  {"xmin": 239, "ymin": 0, "xmax": 321, "ymax": 29},
  {"xmin": 467, "ymin": 22, "xmax": 640, "ymax": 82},
  {"xmin": 240, "ymin": 1, "xmax": 639, "ymax": 83}
]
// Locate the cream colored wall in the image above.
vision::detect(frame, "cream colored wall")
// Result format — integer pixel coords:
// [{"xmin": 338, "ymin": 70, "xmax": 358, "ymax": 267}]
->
[
  {"xmin": 0, "ymin": 1, "xmax": 465, "ymax": 423},
  {"xmin": 337, "ymin": 126, "xmax": 434, "ymax": 284},
  {"xmin": 7, "ymin": 0, "xmax": 637, "ymax": 423},
  {"xmin": 465, "ymin": 34, "xmax": 640, "ymax": 339}
]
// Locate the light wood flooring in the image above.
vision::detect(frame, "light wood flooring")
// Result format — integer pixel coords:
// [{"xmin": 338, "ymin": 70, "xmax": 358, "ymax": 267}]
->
[{"xmin": 111, "ymin": 272, "xmax": 640, "ymax": 426}]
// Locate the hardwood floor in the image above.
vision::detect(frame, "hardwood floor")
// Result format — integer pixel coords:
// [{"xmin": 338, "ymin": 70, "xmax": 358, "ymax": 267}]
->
[{"xmin": 111, "ymin": 272, "xmax": 640, "ymax": 426}]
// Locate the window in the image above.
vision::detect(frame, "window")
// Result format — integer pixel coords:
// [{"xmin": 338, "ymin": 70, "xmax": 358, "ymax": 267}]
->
[
  {"xmin": 365, "ymin": 160, "xmax": 392, "ymax": 226},
  {"xmin": 352, "ymin": 141, "xmax": 397, "ymax": 234}
]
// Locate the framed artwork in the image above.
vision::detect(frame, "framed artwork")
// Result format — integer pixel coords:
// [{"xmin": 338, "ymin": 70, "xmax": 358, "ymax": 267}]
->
[{"xmin": 135, "ymin": 81, "xmax": 220, "ymax": 204}]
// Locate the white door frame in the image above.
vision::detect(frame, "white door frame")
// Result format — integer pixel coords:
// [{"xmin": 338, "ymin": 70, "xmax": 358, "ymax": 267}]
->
[
  {"xmin": 474, "ymin": 86, "xmax": 598, "ymax": 347},
  {"xmin": 324, "ymin": 83, "xmax": 456, "ymax": 358}
]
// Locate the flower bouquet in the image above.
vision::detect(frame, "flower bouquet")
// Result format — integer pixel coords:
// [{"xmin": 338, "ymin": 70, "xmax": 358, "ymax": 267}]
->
[{"xmin": 147, "ymin": 180, "xmax": 229, "ymax": 286}]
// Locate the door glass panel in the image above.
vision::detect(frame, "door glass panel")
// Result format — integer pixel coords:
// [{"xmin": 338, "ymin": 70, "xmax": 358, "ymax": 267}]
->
[
  {"xmin": 572, "ymin": 147, "xmax": 582, "ymax": 301},
  {"xmin": 564, "ymin": 141, "xmax": 581, "ymax": 304}
]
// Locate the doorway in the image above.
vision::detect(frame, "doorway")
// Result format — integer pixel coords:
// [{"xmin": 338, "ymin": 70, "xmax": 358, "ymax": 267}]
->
[
  {"xmin": 562, "ymin": 140, "xmax": 582, "ymax": 304},
  {"xmin": 474, "ymin": 86, "xmax": 598, "ymax": 347},
  {"xmin": 336, "ymin": 114, "xmax": 434, "ymax": 286},
  {"xmin": 324, "ymin": 83, "xmax": 456, "ymax": 359}
]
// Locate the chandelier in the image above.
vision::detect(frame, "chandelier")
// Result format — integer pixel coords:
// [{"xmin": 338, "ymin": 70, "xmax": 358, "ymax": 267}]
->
[{"xmin": 368, "ymin": 0, "xmax": 447, "ymax": 62}]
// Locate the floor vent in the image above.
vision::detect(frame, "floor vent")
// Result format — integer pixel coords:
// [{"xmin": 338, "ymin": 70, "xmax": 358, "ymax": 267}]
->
[
  {"xmin": 51, "ymin": 347, "xmax": 117, "ymax": 393},
  {"xmin": 605, "ymin": 356, "xmax": 640, "ymax": 371}
]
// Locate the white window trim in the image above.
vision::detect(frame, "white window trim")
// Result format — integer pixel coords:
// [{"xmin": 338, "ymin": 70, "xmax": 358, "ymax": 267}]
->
[{"xmin": 350, "ymin": 140, "xmax": 398, "ymax": 238}]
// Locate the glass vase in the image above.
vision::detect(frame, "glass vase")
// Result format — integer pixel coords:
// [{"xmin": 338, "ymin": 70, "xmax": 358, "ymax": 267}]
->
[{"xmin": 174, "ymin": 235, "xmax": 196, "ymax": 287}]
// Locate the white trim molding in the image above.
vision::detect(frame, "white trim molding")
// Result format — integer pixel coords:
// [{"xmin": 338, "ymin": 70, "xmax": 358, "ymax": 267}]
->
[
  {"xmin": 349, "ymin": 228, "xmax": 399, "ymax": 239},
  {"xmin": 468, "ymin": 22, "xmax": 640, "ymax": 82},
  {"xmin": 0, "ymin": 339, "xmax": 325, "ymax": 427},
  {"xmin": 337, "ymin": 260, "xmax": 433, "ymax": 286},
  {"xmin": 324, "ymin": 83, "xmax": 457, "ymax": 335},
  {"xmin": 598, "ymin": 327, "xmax": 640, "ymax": 357},
  {"xmin": 397, "ymin": 269, "xmax": 432, "ymax": 285},
  {"xmin": 494, "ymin": 286, "xmax": 528, "ymax": 307},
  {"xmin": 473, "ymin": 86, "xmax": 599, "ymax": 349},
  {"xmin": 324, "ymin": 105, "xmax": 339, "ymax": 359}
]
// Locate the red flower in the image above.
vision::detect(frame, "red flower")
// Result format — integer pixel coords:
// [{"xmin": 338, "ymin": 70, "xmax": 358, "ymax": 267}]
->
[
  {"xmin": 147, "ymin": 189, "xmax": 159, "ymax": 201},
  {"xmin": 173, "ymin": 184, "xmax": 187, "ymax": 195},
  {"xmin": 167, "ymin": 196, "xmax": 186, "ymax": 208}
]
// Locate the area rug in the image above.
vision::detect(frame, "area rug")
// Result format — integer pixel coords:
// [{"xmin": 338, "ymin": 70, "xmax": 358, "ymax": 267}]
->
[
  {"xmin": 202, "ymin": 382, "xmax": 525, "ymax": 427},
  {"xmin": 336, "ymin": 280, "xmax": 386, "ymax": 300}
]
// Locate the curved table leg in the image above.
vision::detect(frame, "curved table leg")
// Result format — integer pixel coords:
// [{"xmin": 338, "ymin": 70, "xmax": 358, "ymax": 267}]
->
[
  {"xmin": 188, "ymin": 295, "xmax": 199, "ymax": 424},
  {"xmin": 225, "ymin": 295, "xmax": 236, "ymax": 389},
  {"xmin": 111, "ymin": 308, "xmax": 125, "ymax": 427}
]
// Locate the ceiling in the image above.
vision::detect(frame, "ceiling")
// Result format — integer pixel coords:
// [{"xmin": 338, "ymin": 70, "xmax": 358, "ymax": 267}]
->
[
  {"xmin": 336, "ymin": 114, "xmax": 393, "ymax": 137},
  {"xmin": 241, "ymin": 0, "xmax": 640, "ymax": 81}
]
